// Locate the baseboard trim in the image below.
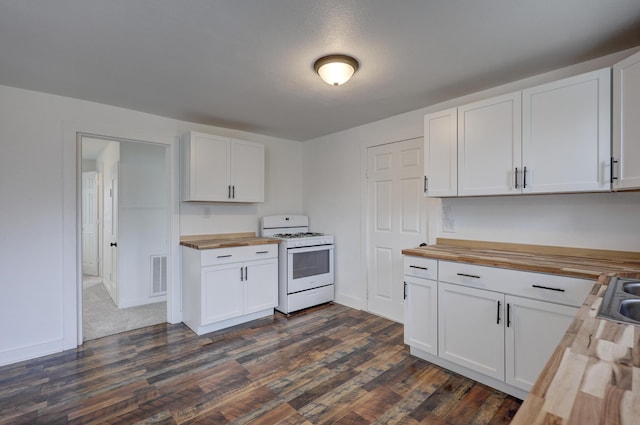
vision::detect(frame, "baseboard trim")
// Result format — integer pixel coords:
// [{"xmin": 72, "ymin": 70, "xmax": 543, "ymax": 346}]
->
[{"xmin": 0, "ymin": 338, "xmax": 65, "ymax": 367}]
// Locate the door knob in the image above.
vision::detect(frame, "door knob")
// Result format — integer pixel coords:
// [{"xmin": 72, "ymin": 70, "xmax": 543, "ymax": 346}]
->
[{"xmin": 110, "ymin": 242, "xmax": 118, "ymax": 247}]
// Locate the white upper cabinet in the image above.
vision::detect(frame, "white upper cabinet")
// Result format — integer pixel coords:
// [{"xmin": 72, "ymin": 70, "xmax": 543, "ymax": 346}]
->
[
  {"xmin": 458, "ymin": 92, "xmax": 522, "ymax": 196},
  {"xmin": 613, "ymin": 50, "xmax": 640, "ymax": 191},
  {"xmin": 231, "ymin": 140, "xmax": 265, "ymax": 202},
  {"xmin": 522, "ymin": 68, "xmax": 611, "ymax": 194},
  {"xmin": 182, "ymin": 131, "xmax": 265, "ymax": 202},
  {"xmin": 424, "ymin": 108, "xmax": 458, "ymax": 197}
]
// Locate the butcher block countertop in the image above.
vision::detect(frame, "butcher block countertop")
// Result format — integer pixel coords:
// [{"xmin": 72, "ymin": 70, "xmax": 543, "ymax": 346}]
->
[
  {"xmin": 180, "ymin": 232, "xmax": 281, "ymax": 249},
  {"xmin": 403, "ymin": 239, "xmax": 640, "ymax": 425}
]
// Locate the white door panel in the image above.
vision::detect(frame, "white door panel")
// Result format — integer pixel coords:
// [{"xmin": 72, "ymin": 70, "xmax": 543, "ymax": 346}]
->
[
  {"xmin": 82, "ymin": 172, "xmax": 99, "ymax": 276},
  {"xmin": 367, "ymin": 138, "xmax": 427, "ymax": 322}
]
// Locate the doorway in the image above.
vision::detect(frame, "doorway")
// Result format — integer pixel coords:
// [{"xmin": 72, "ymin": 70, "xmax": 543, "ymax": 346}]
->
[
  {"xmin": 80, "ymin": 135, "xmax": 169, "ymax": 341},
  {"xmin": 366, "ymin": 138, "xmax": 428, "ymax": 322}
]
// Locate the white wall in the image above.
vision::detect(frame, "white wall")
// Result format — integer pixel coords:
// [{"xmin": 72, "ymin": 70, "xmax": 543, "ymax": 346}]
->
[
  {"xmin": 302, "ymin": 47, "xmax": 640, "ymax": 312},
  {"xmin": 0, "ymin": 83, "xmax": 302, "ymax": 366},
  {"xmin": 119, "ymin": 142, "xmax": 169, "ymax": 308}
]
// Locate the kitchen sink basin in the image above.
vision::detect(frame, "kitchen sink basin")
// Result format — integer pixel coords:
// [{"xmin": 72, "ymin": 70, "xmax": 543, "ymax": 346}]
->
[
  {"xmin": 622, "ymin": 281, "xmax": 640, "ymax": 296},
  {"xmin": 619, "ymin": 299, "xmax": 640, "ymax": 322},
  {"xmin": 598, "ymin": 277, "xmax": 640, "ymax": 325}
]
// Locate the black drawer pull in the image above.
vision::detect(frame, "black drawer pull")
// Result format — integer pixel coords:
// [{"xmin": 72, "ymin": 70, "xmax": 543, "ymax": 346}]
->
[
  {"xmin": 457, "ymin": 273, "xmax": 480, "ymax": 279},
  {"xmin": 532, "ymin": 284, "xmax": 565, "ymax": 293},
  {"xmin": 256, "ymin": 251, "xmax": 269, "ymax": 254},
  {"xmin": 217, "ymin": 254, "xmax": 232, "ymax": 258},
  {"xmin": 409, "ymin": 265, "xmax": 429, "ymax": 270},
  {"xmin": 496, "ymin": 300, "xmax": 501, "ymax": 325}
]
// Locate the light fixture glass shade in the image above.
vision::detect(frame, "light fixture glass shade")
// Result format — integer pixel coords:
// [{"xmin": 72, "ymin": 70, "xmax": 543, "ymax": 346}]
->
[{"xmin": 314, "ymin": 55, "xmax": 359, "ymax": 86}]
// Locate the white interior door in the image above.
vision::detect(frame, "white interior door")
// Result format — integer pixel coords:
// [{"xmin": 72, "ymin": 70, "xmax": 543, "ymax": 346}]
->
[
  {"xmin": 81, "ymin": 171, "xmax": 99, "ymax": 276},
  {"xmin": 367, "ymin": 138, "xmax": 427, "ymax": 322},
  {"xmin": 103, "ymin": 161, "xmax": 119, "ymax": 303}
]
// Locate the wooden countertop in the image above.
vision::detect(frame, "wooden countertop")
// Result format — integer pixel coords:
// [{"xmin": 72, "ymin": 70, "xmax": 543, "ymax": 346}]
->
[
  {"xmin": 402, "ymin": 238, "xmax": 640, "ymax": 280},
  {"xmin": 179, "ymin": 232, "xmax": 281, "ymax": 250},
  {"xmin": 403, "ymin": 239, "xmax": 640, "ymax": 424}
]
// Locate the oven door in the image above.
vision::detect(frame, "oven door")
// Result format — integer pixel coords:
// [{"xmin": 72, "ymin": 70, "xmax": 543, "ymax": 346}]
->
[{"xmin": 287, "ymin": 244, "xmax": 334, "ymax": 294}]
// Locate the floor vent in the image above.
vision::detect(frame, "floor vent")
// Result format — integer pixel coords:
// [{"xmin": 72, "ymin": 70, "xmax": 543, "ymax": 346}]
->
[{"xmin": 151, "ymin": 255, "xmax": 168, "ymax": 296}]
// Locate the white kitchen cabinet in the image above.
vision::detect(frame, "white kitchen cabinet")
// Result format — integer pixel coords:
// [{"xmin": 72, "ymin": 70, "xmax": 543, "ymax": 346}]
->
[
  {"xmin": 424, "ymin": 108, "xmax": 458, "ymax": 197},
  {"xmin": 522, "ymin": 68, "xmax": 611, "ymax": 194},
  {"xmin": 613, "ymin": 50, "xmax": 640, "ymax": 190},
  {"xmin": 182, "ymin": 244, "xmax": 278, "ymax": 335},
  {"xmin": 457, "ymin": 92, "xmax": 522, "ymax": 196},
  {"xmin": 181, "ymin": 131, "xmax": 264, "ymax": 202},
  {"xmin": 404, "ymin": 255, "xmax": 593, "ymax": 398},
  {"xmin": 403, "ymin": 257, "xmax": 438, "ymax": 355},
  {"xmin": 438, "ymin": 282, "xmax": 505, "ymax": 380},
  {"xmin": 504, "ymin": 295, "xmax": 577, "ymax": 391}
]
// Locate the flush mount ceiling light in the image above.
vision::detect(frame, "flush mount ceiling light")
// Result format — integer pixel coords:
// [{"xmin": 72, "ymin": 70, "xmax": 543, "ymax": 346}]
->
[{"xmin": 313, "ymin": 54, "xmax": 359, "ymax": 86}]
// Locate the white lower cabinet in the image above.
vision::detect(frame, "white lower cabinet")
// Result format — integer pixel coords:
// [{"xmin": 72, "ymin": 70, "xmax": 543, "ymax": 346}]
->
[
  {"xmin": 438, "ymin": 283, "xmax": 505, "ymax": 380},
  {"xmin": 504, "ymin": 295, "xmax": 576, "ymax": 391},
  {"xmin": 183, "ymin": 244, "xmax": 278, "ymax": 335},
  {"xmin": 404, "ymin": 276, "xmax": 438, "ymax": 355},
  {"xmin": 403, "ymin": 255, "xmax": 592, "ymax": 399},
  {"xmin": 403, "ymin": 257, "xmax": 438, "ymax": 355}
]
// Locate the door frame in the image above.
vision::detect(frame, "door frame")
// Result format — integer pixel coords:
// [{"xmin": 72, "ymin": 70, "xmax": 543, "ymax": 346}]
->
[{"xmin": 73, "ymin": 130, "xmax": 180, "ymax": 345}]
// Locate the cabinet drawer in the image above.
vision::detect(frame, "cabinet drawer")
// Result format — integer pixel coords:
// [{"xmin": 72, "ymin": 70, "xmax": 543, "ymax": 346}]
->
[
  {"xmin": 404, "ymin": 256, "xmax": 438, "ymax": 280},
  {"xmin": 200, "ymin": 244, "xmax": 278, "ymax": 266},
  {"xmin": 439, "ymin": 260, "xmax": 593, "ymax": 307}
]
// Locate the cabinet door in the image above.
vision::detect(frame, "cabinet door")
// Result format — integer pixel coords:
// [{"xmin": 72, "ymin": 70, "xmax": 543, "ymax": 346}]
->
[
  {"xmin": 523, "ymin": 68, "xmax": 611, "ymax": 194},
  {"xmin": 183, "ymin": 133, "xmax": 230, "ymax": 201},
  {"xmin": 438, "ymin": 283, "xmax": 505, "ymax": 380},
  {"xmin": 404, "ymin": 277, "xmax": 438, "ymax": 355},
  {"xmin": 202, "ymin": 263, "xmax": 244, "ymax": 324},
  {"xmin": 613, "ymin": 51, "xmax": 640, "ymax": 190},
  {"xmin": 231, "ymin": 140, "xmax": 265, "ymax": 202},
  {"xmin": 424, "ymin": 108, "xmax": 457, "ymax": 197},
  {"xmin": 504, "ymin": 295, "xmax": 577, "ymax": 391},
  {"xmin": 458, "ymin": 92, "xmax": 522, "ymax": 196},
  {"xmin": 245, "ymin": 258, "xmax": 278, "ymax": 314}
]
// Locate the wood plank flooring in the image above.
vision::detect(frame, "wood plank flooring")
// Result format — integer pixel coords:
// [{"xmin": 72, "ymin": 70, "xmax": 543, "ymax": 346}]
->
[{"xmin": 0, "ymin": 304, "xmax": 521, "ymax": 424}]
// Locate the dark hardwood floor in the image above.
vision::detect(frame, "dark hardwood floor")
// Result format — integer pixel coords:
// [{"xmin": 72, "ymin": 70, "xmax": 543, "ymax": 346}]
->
[{"xmin": 0, "ymin": 304, "xmax": 521, "ymax": 424}]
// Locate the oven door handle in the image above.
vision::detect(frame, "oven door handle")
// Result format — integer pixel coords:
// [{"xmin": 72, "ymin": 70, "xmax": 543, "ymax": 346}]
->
[{"xmin": 287, "ymin": 244, "xmax": 335, "ymax": 254}]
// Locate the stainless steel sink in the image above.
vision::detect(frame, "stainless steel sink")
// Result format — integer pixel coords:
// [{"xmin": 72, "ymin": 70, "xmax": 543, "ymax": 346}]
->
[
  {"xmin": 622, "ymin": 282, "xmax": 640, "ymax": 297},
  {"xmin": 619, "ymin": 299, "xmax": 640, "ymax": 322},
  {"xmin": 598, "ymin": 277, "xmax": 640, "ymax": 325}
]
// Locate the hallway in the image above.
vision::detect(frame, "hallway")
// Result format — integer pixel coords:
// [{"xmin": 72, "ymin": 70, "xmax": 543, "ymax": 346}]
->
[{"xmin": 83, "ymin": 276, "xmax": 166, "ymax": 341}]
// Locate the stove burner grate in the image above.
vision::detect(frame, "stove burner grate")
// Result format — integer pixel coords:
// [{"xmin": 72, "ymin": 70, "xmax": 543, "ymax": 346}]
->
[{"xmin": 273, "ymin": 232, "xmax": 324, "ymax": 238}]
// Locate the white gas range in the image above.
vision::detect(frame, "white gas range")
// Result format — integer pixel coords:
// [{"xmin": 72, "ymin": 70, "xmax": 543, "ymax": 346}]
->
[{"xmin": 261, "ymin": 215, "xmax": 334, "ymax": 314}]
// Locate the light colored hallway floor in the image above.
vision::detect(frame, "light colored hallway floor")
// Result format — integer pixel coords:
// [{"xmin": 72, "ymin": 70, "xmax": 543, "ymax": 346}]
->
[{"xmin": 82, "ymin": 276, "xmax": 166, "ymax": 341}]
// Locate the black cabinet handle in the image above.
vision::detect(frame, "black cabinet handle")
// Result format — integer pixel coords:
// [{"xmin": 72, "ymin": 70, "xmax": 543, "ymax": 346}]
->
[
  {"xmin": 496, "ymin": 300, "xmax": 501, "ymax": 325},
  {"xmin": 240, "ymin": 267, "xmax": 244, "ymax": 281},
  {"xmin": 228, "ymin": 185, "xmax": 231, "ymax": 199},
  {"xmin": 611, "ymin": 157, "xmax": 619, "ymax": 181},
  {"xmin": 217, "ymin": 254, "xmax": 232, "ymax": 258},
  {"xmin": 457, "ymin": 273, "xmax": 480, "ymax": 279},
  {"xmin": 532, "ymin": 284, "xmax": 565, "ymax": 293},
  {"xmin": 409, "ymin": 265, "xmax": 429, "ymax": 270},
  {"xmin": 403, "ymin": 282, "xmax": 407, "ymax": 300},
  {"xmin": 507, "ymin": 303, "xmax": 511, "ymax": 327},
  {"xmin": 424, "ymin": 176, "xmax": 428, "ymax": 193},
  {"xmin": 244, "ymin": 266, "xmax": 248, "ymax": 280},
  {"xmin": 256, "ymin": 250, "xmax": 269, "ymax": 254},
  {"xmin": 110, "ymin": 242, "xmax": 117, "ymax": 247},
  {"xmin": 514, "ymin": 167, "xmax": 519, "ymax": 189},
  {"xmin": 523, "ymin": 167, "xmax": 528, "ymax": 189},
  {"xmin": 232, "ymin": 185, "xmax": 235, "ymax": 199}
]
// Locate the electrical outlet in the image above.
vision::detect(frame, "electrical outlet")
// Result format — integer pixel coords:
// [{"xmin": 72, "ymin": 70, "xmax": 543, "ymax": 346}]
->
[{"xmin": 204, "ymin": 207, "xmax": 211, "ymax": 219}]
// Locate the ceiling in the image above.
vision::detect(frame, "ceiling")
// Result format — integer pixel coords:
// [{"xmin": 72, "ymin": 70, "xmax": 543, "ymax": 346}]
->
[{"xmin": 1, "ymin": 1, "xmax": 640, "ymax": 142}]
